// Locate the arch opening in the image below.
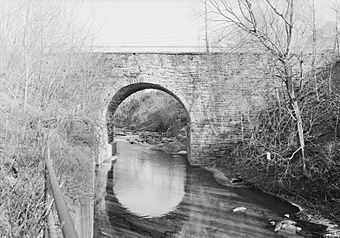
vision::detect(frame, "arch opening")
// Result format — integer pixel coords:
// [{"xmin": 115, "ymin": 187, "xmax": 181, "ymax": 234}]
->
[{"xmin": 106, "ymin": 82, "xmax": 191, "ymax": 157}]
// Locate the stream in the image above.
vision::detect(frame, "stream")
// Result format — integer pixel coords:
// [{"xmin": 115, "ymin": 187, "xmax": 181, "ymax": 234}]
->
[{"xmin": 94, "ymin": 139, "xmax": 327, "ymax": 238}]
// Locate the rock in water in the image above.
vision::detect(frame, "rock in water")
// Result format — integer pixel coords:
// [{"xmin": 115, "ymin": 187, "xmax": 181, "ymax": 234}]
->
[
  {"xmin": 231, "ymin": 178, "xmax": 243, "ymax": 183},
  {"xmin": 111, "ymin": 156, "xmax": 118, "ymax": 162},
  {"xmin": 274, "ymin": 219, "xmax": 301, "ymax": 234},
  {"xmin": 274, "ymin": 221, "xmax": 283, "ymax": 232},
  {"xmin": 269, "ymin": 221, "xmax": 276, "ymax": 226},
  {"xmin": 232, "ymin": 207, "xmax": 247, "ymax": 212}
]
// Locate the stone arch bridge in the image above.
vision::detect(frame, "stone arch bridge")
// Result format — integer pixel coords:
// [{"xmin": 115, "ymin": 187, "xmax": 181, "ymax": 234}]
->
[{"xmin": 92, "ymin": 52, "xmax": 273, "ymax": 165}]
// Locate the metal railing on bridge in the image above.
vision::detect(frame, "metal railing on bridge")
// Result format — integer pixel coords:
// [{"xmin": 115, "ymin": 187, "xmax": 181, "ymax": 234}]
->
[{"xmin": 45, "ymin": 146, "xmax": 79, "ymax": 238}]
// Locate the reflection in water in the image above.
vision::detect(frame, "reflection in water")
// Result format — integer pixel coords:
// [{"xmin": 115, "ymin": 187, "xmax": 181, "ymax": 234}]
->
[
  {"xmin": 113, "ymin": 141, "xmax": 186, "ymax": 218},
  {"xmin": 94, "ymin": 140, "xmax": 326, "ymax": 238}
]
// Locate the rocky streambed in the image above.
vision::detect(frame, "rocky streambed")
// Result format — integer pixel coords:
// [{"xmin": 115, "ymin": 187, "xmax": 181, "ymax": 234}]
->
[{"xmin": 116, "ymin": 130, "xmax": 187, "ymax": 154}]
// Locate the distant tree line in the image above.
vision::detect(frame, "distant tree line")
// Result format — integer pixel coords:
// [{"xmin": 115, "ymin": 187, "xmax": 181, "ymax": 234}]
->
[{"xmin": 113, "ymin": 90, "xmax": 188, "ymax": 136}]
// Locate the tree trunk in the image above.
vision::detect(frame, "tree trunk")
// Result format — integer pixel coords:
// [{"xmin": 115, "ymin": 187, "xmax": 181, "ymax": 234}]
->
[
  {"xmin": 286, "ymin": 63, "xmax": 308, "ymax": 176},
  {"xmin": 312, "ymin": 0, "xmax": 319, "ymax": 100},
  {"xmin": 291, "ymin": 100, "xmax": 308, "ymax": 175}
]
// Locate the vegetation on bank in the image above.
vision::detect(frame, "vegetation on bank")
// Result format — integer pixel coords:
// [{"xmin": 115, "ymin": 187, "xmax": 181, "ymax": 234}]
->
[
  {"xmin": 0, "ymin": 1, "xmax": 98, "ymax": 236},
  {"xmin": 114, "ymin": 90, "xmax": 188, "ymax": 137},
  {"xmin": 207, "ymin": 0, "xmax": 340, "ymax": 224},
  {"xmin": 226, "ymin": 63, "xmax": 340, "ymax": 221}
]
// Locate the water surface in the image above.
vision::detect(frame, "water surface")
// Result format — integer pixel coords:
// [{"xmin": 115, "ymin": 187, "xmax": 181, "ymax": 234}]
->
[
  {"xmin": 113, "ymin": 141, "xmax": 186, "ymax": 218},
  {"xmin": 94, "ymin": 140, "xmax": 326, "ymax": 238}
]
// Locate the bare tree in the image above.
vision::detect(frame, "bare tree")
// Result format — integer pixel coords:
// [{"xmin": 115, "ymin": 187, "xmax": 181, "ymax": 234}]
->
[
  {"xmin": 0, "ymin": 0, "xmax": 98, "ymax": 236},
  {"xmin": 333, "ymin": 5, "xmax": 340, "ymax": 59},
  {"xmin": 330, "ymin": 2, "xmax": 340, "ymax": 95},
  {"xmin": 311, "ymin": 0, "xmax": 319, "ymax": 100},
  {"xmin": 209, "ymin": 0, "xmax": 310, "ymax": 176}
]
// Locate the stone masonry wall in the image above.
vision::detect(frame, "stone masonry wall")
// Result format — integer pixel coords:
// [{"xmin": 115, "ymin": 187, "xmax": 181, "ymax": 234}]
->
[{"xmin": 90, "ymin": 52, "xmax": 273, "ymax": 165}]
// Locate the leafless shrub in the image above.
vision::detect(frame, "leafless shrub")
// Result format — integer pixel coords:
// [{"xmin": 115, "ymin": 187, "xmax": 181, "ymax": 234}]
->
[
  {"xmin": 0, "ymin": 0, "xmax": 98, "ymax": 236},
  {"xmin": 235, "ymin": 61, "xmax": 340, "ymax": 194}
]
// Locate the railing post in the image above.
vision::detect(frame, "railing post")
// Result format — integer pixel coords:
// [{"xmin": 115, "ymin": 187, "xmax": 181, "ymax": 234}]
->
[
  {"xmin": 111, "ymin": 141, "xmax": 117, "ymax": 156},
  {"xmin": 46, "ymin": 146, "xmax": 79, "ymax": 238}
]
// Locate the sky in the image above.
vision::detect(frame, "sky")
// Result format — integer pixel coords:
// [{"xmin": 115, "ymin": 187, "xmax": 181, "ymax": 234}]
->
[
  {"xmin": 27, "ymin": 0, "xmax": 340, "ymax": 52},
  {"xmin": 72, "ymin": 0, "xmax": 202, "ymax": 52}
]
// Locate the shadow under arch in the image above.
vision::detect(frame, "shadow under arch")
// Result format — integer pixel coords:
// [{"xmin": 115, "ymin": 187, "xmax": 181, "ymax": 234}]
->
[{"xmin": 106, "ymin": 82, "xmax": 191, "ymax": 156}]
